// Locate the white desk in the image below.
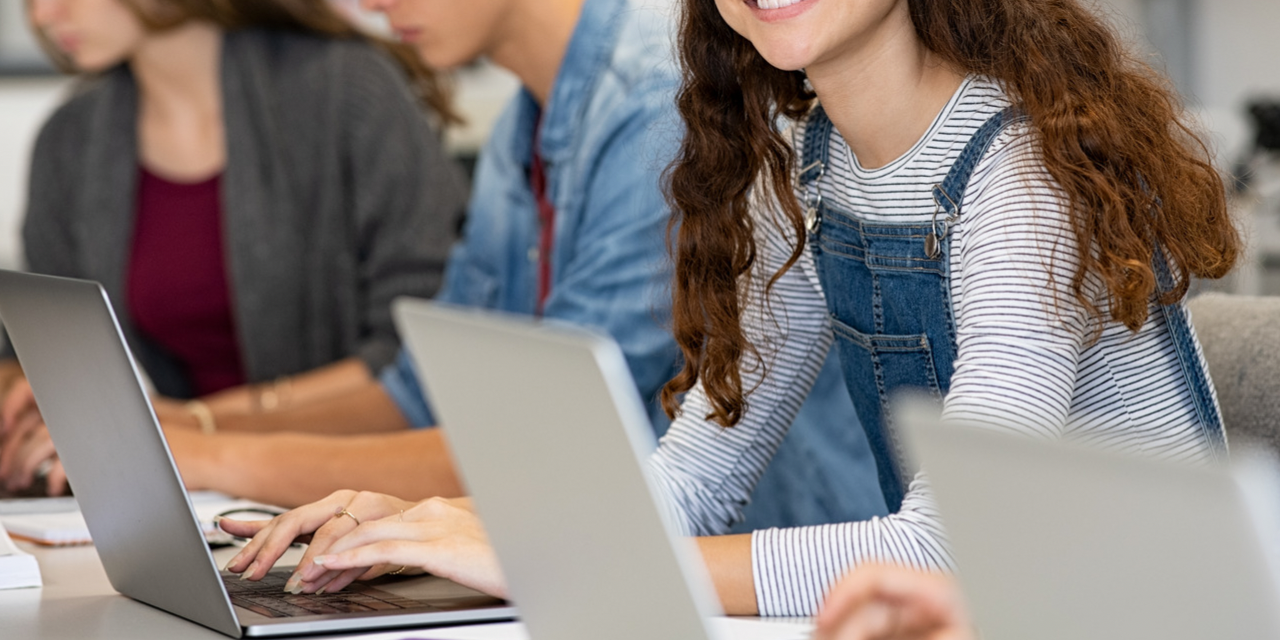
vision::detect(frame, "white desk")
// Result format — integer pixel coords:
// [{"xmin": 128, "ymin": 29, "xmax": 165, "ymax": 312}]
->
[
  {"xmin": 0, "ymin": 541, "xmax": 811, "ymax": 640},
  {"xmin": 0, "ymin": 540, "xmax": 244, "ymax": 639}
]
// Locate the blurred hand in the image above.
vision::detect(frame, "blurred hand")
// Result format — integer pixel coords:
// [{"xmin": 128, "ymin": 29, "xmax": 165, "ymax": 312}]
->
[
  {"xmin": 815, "ymin": 565, "xmax": 974, "ymax": 640},
  {"xmin": 0, "ymin": 377, "xmax": 67, "ymax": 495},
  {"xmin": 221, "ymin": 492, "xmax": 505, "ymax": 598}
]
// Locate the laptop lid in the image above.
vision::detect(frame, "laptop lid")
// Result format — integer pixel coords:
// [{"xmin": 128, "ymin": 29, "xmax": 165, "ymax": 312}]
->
[
  {"xmin": 898, "ymin": 401, "xmax": 1280, "ymax": 640},
  {"xmin": 393, "ymin": 298, "xmax": 725, "ymax": 640},
  {"xmin": 0, "ymin": 271, "xmax": 512, "ymax": 637}
]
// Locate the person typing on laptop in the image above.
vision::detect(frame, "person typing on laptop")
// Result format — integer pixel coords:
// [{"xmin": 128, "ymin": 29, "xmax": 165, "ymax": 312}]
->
[
  {"xmin": 223, "ymin": 0, "xmax": 1240, "ymax": 621},
  {"xmin": 0, "ymin": 0, "xmax": 465, "ymax": 495}
]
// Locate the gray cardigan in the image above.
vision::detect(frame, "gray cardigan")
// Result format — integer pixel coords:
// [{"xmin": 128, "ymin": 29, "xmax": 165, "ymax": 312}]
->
[{"xmin": 19, "ymin": 29, "xmax": 467, "ymax": 398}]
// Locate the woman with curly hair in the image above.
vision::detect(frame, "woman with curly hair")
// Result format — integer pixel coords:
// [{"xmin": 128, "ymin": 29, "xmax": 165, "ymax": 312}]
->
[
  {"xmin": 218, "ymin": 0, "xmax": 1241, "ymax": 619},
  {"xmin": 648, "ymin": 0, "xmax": 1240, "ymax": 616}
]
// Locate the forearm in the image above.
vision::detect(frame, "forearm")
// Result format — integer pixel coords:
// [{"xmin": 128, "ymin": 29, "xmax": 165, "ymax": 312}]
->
[
  {"xmin": 177, "ymin": 428, "xmax": 463, "ymax": 508},
  {"xmin": 199, "ymin": 358, "xmax": 373, "ymax": 420},
  {"xmin": 697, "ymin": 534, "xmax": 757, "ymax": 615},
  {"xmin": 213, "ymin": 381, "xmax": 409, "ymax": 435}
]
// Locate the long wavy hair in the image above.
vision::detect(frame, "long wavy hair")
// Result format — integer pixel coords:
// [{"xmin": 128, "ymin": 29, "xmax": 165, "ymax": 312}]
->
[
  {"xmin": 30, "ymin": 0, "xmax": 457, "ymax": 124},
  {"xmin": 662, "ymin": 0, "xmax": 1240, "ymax": 426}
]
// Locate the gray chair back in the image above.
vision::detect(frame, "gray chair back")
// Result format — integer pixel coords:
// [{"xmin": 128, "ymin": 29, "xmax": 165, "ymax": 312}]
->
[{"xmin": 1187, "ymin": 293, "xmax": 1280, "ymax": 451}]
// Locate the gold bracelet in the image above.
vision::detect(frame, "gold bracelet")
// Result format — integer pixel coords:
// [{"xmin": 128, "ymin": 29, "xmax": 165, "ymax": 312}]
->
[{"xmin": 185, "ymin": 400, "xmax": 217, "ymax": 435}]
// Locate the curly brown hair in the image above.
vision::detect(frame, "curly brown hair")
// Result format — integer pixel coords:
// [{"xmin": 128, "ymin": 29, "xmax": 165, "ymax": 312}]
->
[
  {"xmin": 662, "ymin": 0, "xmax": 1240, "ymax": 427},
  {"xmin": 28, "ymin": 0, "xmax": 458, "ymax": 125}
]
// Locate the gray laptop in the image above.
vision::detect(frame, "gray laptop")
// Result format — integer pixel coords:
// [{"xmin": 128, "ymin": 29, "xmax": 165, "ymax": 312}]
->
[
  {"xmin": 0, "ymin": 270, "xmax": 514, "ymax": 637},
  {"xmin": 393, "ymin": 299, "xmax": 729, "ymax": 640},
  {"xmin": 898, "ymin": 402, "xmax": 1280, "ymax": 640}
]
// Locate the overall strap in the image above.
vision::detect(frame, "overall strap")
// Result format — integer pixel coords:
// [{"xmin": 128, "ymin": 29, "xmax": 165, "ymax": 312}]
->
[
  {"xmin": 797, "ymin": 105, "xmax": 835, "ymax": 232},
  {"xmin": 1153, "ymin": 249, "xmax": 1229, "ymax": 458},
  {"xmin": 926, "ymin": 107, "xmax": 1027, "ymax": 258},
  {"xmin": 798, "ymin": 104, "xmax": 834, "ymax": 187}
]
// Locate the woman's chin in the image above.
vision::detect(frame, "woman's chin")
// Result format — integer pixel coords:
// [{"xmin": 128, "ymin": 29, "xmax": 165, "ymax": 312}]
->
[
  {"xmin": 752, "ymin": 42, "xmax": 817, "ymax": 73},
  {"xmin": 74, "ymin": 52, "xmax": 125, "ymax": 73}
]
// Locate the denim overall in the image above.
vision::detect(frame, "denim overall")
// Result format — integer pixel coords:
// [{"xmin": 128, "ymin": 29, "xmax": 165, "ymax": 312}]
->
[{"xmin": 797, "ymin": 106, "xmax": 1228, "ymax": 513}]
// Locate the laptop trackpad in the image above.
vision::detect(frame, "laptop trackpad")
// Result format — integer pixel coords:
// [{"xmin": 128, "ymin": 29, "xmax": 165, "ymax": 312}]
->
[{"xmin": 370, "ymin": 573, "xmax": 505, "ymax": 611}]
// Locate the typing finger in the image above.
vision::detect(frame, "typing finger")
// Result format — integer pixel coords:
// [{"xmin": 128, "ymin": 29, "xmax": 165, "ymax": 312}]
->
[
  {"xmin": 225, "ymin": 491, "xmax": 356, "ymax": 578},
  {"xmin": 0, "ymin": 412, "xmax": 44, "ymax": 478},
  {"xmin": 315, "ymin": 526, "xmax": 506, "ymax": 598},
  {"xmin": 291, "ymin": 492, "xmax": 410, "ymax": 580},
  {"xmin": 46, "ymin": 459, "xmax": 68, "ymax": 496},
  {"xmin": 0, "ymin": 379, "xmax": 35, "ymax": 432},
  {"xmin": 292, "ymin": 567, "xmax": 342, "ymax": 593},
  {"xmin": 307, "ymin": 566, "xmax": 366, "ymax": 595},
  {"xmin": 2, "ymin": 426, "xmax": 44, "ymax": 490},
  {"xmin": 15, "ymin": 429, "xmax": 57, "ymax": 489}
]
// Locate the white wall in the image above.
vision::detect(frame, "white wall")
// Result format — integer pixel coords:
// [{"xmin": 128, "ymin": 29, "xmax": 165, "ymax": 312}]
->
[
  {"xmin": 0, "ymin": 77, "xmax": 71, "ymax": 270},
  {"xmin": 1098, "ymin": 0, "xmax": 1280, "ymax": 160},
  {"xmin": 1193, "ymin": 0, "xmax": 1280, "ymax": 159}
]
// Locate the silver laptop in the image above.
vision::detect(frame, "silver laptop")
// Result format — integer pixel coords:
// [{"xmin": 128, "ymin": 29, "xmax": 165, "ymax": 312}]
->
[
  {"xmin": 898, "ymin": 402, "xmax": 1280, "ymax": 640},
  {"xmin": 393, "ymin": 299, "xmax": 729, "ymax": 640},
  {"xmin": 0, "ymin": 270, "xmax": 514, "ymax": 637}
]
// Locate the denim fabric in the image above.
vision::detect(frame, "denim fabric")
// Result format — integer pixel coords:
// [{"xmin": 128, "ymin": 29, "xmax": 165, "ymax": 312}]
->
[
  {"xmin": 1153, "ymin": 248, "xmax": 1229, "ymax": 457},
  {"xmin": 731, "ymin": 349, "xmax": 888, "ymax": 531},
  {"xmin": 382, "ymin": 0, "xmax": 888, "ymax": 529},
  {"xmin": 380, "ymin": 349, "xmax": 435, "ymax": 428},
  {"xmin": 380, "ymin": 0, "xmax": 682, "ymax": 428},
  {"xmin": 801, "ymin": 107, "xmax": 1017, "ymax": 512},
  {"xmin": 800, "ymin": 105, "xmax": 1228, "ymax": 513}
]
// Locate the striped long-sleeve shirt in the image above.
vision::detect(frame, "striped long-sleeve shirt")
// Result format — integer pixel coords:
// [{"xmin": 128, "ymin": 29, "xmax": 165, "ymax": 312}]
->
[{"xmin": 648, "ymin": 77, "xmax": 1219, "ymax": 616}]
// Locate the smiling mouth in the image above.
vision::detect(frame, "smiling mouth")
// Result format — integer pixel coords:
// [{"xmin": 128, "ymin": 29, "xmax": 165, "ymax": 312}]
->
[{"xmin": 745, "ymin": 0, "xmax": 808, "ymax": 8}]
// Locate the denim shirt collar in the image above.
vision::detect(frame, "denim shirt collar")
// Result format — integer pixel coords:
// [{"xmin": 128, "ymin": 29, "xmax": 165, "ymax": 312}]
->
[{"xmin": 510, "ymin": 0, "xmax": 628, "ymax": 166}]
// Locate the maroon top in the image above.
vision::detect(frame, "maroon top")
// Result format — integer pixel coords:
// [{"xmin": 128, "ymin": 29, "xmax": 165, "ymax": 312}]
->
[
  {"xmin": 529, "ymin": 119, "xmax": 556, "ymax": 316},
  {"xmin": 127, "ymin": 166, "xmax": 246, "ymax": 396}
]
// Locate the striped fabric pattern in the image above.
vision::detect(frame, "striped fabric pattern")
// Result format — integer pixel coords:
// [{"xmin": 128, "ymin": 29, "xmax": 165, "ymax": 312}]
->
[{"xmin": 647, "ymin": 77, "xmax": 1217, "ymax": 616}]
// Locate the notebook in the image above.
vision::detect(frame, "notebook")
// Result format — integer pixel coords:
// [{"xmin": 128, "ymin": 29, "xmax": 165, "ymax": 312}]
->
[{"xmin": 0, "ymin": 519, "xmax": 41, "ymax": 590}]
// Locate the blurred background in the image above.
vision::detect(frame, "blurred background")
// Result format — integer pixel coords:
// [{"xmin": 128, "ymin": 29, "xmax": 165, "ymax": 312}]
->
[{"xmin": 0, "ymin": 0, "xmax": 1277, "ymax": 290}]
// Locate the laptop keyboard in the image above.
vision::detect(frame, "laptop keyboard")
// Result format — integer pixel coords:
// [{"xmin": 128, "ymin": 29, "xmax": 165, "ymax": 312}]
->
[{"xmin": 224, "ymin": 570, "xmax": 433, "ymax": 618}]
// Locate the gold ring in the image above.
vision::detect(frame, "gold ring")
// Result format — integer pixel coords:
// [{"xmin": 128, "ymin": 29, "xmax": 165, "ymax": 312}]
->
[
  {"xmin": 335, "ymin": 508, "xmax": 361, "ymax": 526},
  {"xmin": 389, "ymin": 565, "xmax": 407, "ymax": 576}
]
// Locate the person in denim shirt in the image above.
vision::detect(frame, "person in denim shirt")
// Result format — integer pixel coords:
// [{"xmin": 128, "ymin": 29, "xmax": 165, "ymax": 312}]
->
[
  {"xmin": 379, "ymin": 0, "xmax": 683, "ymax": 431},
  {"xmin": 161, "ymin": 0, "xmax": 883, "ymax": 533}
]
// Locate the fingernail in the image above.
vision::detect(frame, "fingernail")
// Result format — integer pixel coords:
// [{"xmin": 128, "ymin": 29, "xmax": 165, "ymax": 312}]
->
[
  {"xmin": 313, "ymin": 555, "xmax": 334, "ymax": 566},
  {"xmin": 240, "ymin": 561, "xmax": 258, "ymax": 580},
  {"xmin": 284, "ymin": 574, "xmax": 301, "ymax": 593},
  {"xmin": 316, "ymin": 587, "xmax": 327, "ymax": 595}
]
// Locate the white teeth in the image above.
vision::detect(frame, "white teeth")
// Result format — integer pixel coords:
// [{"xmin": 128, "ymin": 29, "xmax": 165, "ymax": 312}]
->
[{"xmin": 757, "ymin": 0, "xmax": 803, "ymax": 9}]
